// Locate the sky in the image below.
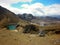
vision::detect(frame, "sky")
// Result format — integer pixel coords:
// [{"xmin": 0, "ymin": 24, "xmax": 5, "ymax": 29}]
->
[{"xmin": 0, "ymin": 0, "xmax": 60, "ymax": 16}]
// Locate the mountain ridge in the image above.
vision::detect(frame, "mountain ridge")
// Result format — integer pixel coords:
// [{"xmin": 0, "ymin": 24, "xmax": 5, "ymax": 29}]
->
[{"xmin": 0, "ymin": 6, "xmax": 20, "ymax": 27}]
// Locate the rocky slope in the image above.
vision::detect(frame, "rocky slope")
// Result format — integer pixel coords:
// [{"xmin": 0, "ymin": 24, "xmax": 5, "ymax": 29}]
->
[{"xmin": 0, "ymin": 6, "xmax": 20, "ymax": 27}]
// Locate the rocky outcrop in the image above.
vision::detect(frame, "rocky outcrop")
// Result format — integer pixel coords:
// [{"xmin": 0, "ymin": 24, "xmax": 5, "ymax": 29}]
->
[{"xmin": 17, "ymin": 13, "xmax": 35, "ymax": 21}]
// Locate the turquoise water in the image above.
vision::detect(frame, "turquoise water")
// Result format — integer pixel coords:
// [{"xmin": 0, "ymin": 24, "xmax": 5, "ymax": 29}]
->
[{"xmin": 7, "ymin": 25, "xmax": 16, "ymax": 30}]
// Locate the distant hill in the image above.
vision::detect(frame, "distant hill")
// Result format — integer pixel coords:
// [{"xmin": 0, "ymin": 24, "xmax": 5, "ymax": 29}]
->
[
  {"xmin": 17, "ymin": 13, "xmax": 60, "ymax": 24},
  {"xmin": 49, "ymin": 15, "xmax": 60, "ymax": 19},
  {"xmin": 17, "ymin": 13, "xmax": 36, "ymax": 21},
  {"xmin": 17, "ymin": 13, "xmax": 60, "ymax": 21},
  {"xmin": 39, "ymin": 16, "xmax": 60, "ymax": 21}
]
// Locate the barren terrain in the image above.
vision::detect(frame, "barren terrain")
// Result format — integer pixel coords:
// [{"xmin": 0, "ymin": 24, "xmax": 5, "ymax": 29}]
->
[{"xmin": 0, "ymin": 28, "xmax": 60, "ymax": 45}]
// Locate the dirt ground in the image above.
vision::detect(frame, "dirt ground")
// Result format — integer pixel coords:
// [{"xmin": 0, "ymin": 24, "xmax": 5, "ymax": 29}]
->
[{"xmin": 0, "ymin": 28, "xmax": 60, "ymax": 45}]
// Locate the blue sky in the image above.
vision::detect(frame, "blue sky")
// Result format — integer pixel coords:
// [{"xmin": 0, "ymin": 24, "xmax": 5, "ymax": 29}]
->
[
  {"xmin": 11, "ymin": 0, "xmax": 60, "ymax": 8},
  {"xmin": 32, "ymin": 0, "xmax": 60, "ymax": 5}
]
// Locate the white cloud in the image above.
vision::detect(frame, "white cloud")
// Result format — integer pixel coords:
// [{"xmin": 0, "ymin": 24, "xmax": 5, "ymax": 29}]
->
[
  {"xmin": 45, "ymin": 4, "xmax": 60, "ymax": 15},
  {"xmin": 21, "ymin": 3, "xmax": 60, "ymax": 16},
  {"xmin": 0, "ymin": 2, "xmax": 60, "ymax": 16},
  {"xmin": 21, "ymin": 3, "xmax": 45, "ymax": 16},
  {"xmin": 0, "ymin": 0, "xmax": 32, "ymax": 4},
  {"xmin": 0, "ymin": 3, "xmax": 21, "ymax": 14},
  {"xmin": 0, "ymin": 0, "xmax": 32, "ymax": 14}
]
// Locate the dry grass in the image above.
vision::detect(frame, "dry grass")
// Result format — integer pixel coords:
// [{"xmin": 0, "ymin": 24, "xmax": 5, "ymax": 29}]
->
[
  {"xmin": 0, "ymin": 28, "xmax": 60, "ymax": 45},
  {"xmin": 39, "ymin": 23, "xmax": 60, "ymax": 30}
]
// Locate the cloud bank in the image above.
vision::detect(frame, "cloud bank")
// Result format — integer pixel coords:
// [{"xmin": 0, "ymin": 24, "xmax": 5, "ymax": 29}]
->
[
  {"xmin": 0, "ymin": 0, "xmax": 60, "ymax": 16},
  {"xmin": 21, "ymin": 3, "xmax": 60, "ymax": 16}
]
